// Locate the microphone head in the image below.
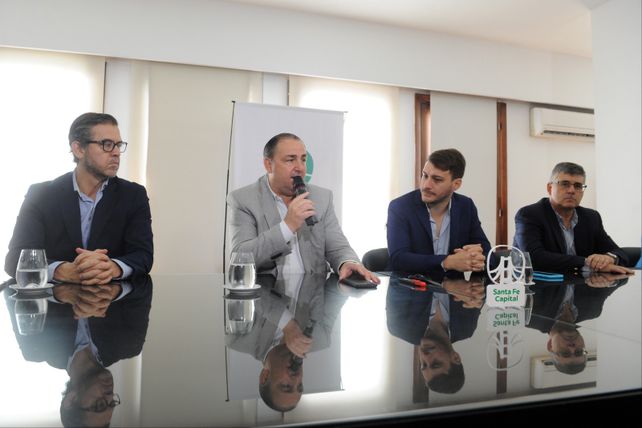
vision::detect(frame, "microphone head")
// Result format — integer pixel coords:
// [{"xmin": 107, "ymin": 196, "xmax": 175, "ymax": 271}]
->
[{"xmin": 292, "ymin": 175, "xmax": 306, "ymax": 191}]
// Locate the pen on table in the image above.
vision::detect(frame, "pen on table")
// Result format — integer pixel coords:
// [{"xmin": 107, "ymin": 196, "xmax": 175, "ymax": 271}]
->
[
  {"xmin": 396, "ymin": 280, "xmax": 427, "ymax": 291},
  {"xmin": 409, "ymin": 274, "xmax": 444, "ymax": 288},
  {"xmin": 398, "ymin": 278, "xmax": 427, "ymax": 288},
  {"xmin": 425, "ymin": 278, "xmax": 444, "ymax": 289}
]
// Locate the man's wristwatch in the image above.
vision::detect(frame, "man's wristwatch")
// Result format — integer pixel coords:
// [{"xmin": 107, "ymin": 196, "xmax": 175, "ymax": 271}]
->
[{"xmin": 606, "ymin": 252, "xmax": 619, "ymax": 265}]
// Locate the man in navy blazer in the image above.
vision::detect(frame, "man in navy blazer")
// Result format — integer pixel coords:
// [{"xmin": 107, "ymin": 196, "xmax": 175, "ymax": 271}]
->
[
  {"xmin": 387, "ymin": 149, "xmax": 491, "ymax": 273},
  {"xmin": 514, "ymin": 162, "xmax": 631, "ymax": 274},
  {"xmin": 5, "ymin": 113, "xmax": 153, "ymax": 283}
]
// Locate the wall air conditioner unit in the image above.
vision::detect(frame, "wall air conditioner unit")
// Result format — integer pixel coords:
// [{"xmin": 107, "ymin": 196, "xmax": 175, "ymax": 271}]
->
[
  {"xmin": 530, "ymin": 107, "xmax": 595, "ymax": 142},
  {"xmin": 531, "ymin": 352, "xmax": 597, "ymax": 389}
]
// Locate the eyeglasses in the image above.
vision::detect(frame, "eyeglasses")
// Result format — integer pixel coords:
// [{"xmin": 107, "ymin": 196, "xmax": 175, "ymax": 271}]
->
[
  {"xmin": 551, "ymin": 349, "xmax": 588, "ymax": 358},
  {"xmin": 552, "ymin": 180, "xmax": 587, "ymax": 191},
  {"xmin": 85, "ymin": 139, "xmax": 128, "ymax": 153},
  {"xmin": 79, "ymin": 393, "xmax": 121, "ymax": 413}
]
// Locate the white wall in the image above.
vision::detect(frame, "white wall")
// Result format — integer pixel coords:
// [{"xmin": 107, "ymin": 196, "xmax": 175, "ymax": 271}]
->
[
  {"xmin": 144, "ymin": 62, "xmax": 262, "ymax": 274},
  {"xmin": 0, "ymin": 0, "xmax": 593, "ymax": 108},
  {"xmin": 430, "ymin": 92, "xmax": 498, "ymax": 246},
  {"xmin": 591, "ymin": 0, "xmax": 641, "ymax": 247}
]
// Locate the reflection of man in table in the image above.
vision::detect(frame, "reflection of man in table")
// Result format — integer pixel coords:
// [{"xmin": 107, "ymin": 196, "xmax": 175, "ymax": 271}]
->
[
  {"xmin": 4, "ymin": 112, "xmax": 153, "ymax": 284},
  {"xmin": 4, "ymin": 276, "xmax": 152, "ymax": 427},
  {"xmin": 386, "ymin": 273, "xmax": 482, "ymax": 393},
  {"xmin": 225, "ymin": 273, "xmax": 347, "ymax": 411},
  {"xmin": 226, "ymin": 133, "xmax": 378, "ymax": 283},
  {"xmin": 527, "ymin": 276, "xmax": 627, "ymax": 374}
]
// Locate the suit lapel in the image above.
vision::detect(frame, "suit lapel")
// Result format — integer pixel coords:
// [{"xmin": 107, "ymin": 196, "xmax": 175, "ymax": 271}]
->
[
  {"xmin": 543, "ymin": 200, "xmax": 567, "ymax": 253},
  {"xmin": 88, "ymin": 179, "xmax": 117, "ymax": 249},
  {"xmin": 294, "ymin": 279, "xmax": 323, "ymax": 329},
  {"xmin": 259, "ymin": 176, "xmax": 282, "ymax": 230},
  {"xmin": 297, "ymin": 225, "xmax": 312, "ymax": 272},
  {"xmin": 573, "ymin": 210, "xmax": 590, "ymax": 256},
  {"xmin": 412, "ymin": 191, "xmax": 433, "ymax": 242},
  {"xmin": 59, "ymin": 174, "xmax": 83, "ymax": 249},
  {"xmin": 449, "ymin": 194, "xmax": 460, "ymax": 252}
]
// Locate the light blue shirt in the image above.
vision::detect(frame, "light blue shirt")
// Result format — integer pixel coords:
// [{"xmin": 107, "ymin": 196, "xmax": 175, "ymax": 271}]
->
[
  {"xmin": 427, "ymin": 201, "xmax": 452, "ymax": 256},
  {"xmin": 48, "ymin": 172, "xmax": 132, "ymax": 280},
  {"xmin": 553, "ymin": 208, "xmax": 578, "ymax": 256},
  {"xmin": 430, "ymin": 292, "xmax": 451, "ymax": 328},
  {"xmin": 66, "ymin": 318, "xmax": 102, "ymax": 372},
  {"xmin": 556, "ymin": 284, "xmax": 578, "ymax": 321},
  {"xmin": 553, "ymin": 206, "xmax": 591, "ymax": 272}
]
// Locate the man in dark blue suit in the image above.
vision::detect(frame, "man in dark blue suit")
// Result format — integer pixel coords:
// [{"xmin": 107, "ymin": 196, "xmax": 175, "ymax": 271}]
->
[
  {"xmin": 387, "ymin": 148, "xmax": 491, "ymax": 273},
  {"xmin": 5, "ymin": 113, "xmax": 153, "ymax": 284},
  {"xmin": 514, "ymin": 162, "xmax": 631, "ymax": 274}
]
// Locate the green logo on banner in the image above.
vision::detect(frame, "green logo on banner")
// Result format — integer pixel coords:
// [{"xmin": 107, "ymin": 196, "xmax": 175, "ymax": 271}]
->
[{"xmin": 305, "ymin": 151, "xmax": 314, "ymax": 183}]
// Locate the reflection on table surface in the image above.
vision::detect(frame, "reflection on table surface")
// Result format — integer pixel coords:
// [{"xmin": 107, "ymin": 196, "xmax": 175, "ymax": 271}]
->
[{"xmin": 0, "ymin": 270, "xmax": 639, "ymax": 427}]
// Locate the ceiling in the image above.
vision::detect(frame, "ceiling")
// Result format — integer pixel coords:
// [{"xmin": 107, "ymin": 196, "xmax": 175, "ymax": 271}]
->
[{"xmin": 225, "ymin": 0, "xmax": 610, "ymax": 57}]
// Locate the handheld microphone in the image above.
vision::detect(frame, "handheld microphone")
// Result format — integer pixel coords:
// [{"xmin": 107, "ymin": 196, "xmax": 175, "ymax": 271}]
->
[
  {"xmin": 289, "ymin": 319, "xmax": 316, "ymax": 372},
  {"xmin": 292, "ymin": 176, "xmax": 318, "ymax": 226}
]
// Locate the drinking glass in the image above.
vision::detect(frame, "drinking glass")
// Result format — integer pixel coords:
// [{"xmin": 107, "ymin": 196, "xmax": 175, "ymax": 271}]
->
[
  {"xmin": 225, "ymin": 297, "xmax": 256, "ymax": 335},
  {"xmin": 15, "ymin": 298, "xmax": 48, "ymax": 335},
  {"xmin": 523, "ymin": 252, "xmax": 535, "ymax": 285},
  {"xmin": 509, "ymin": 249, "xmax": 531, "ymax": 285},
  {"xmin": 16, "ymin": 249, "xmax": 48, "ymax": 289},
  {"xmin": 227, "ymin": 252, "xmax": 256, "ymax": 289}
]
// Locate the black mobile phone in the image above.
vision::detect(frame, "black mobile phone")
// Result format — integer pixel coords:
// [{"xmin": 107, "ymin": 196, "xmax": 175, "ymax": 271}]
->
[{"xmin": 340, "ymin": 272, "xmax": 378, "ymax": 289}]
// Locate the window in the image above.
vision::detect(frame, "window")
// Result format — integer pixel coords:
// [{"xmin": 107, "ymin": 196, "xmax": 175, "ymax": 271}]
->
[{"xmin": 0, "ymin": 47, "xmax": 104, "ymax": 425}]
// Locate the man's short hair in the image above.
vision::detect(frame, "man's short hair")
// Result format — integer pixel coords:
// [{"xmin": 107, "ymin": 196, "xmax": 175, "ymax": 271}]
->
[
  {"xmin": 553, "ymin": 358, "xmax": 587, "ymax": 375},
  {"xmin": 60, "ymin": 381, "xmax": 110, "ymax": 428},
  {"xmin": 68, "ymin": 112, "xmax": 118, "ymax": 163},
  {"xmin": 426, "ymin": 363, "xmax": 465, "ymax": 394},
  {"xmin": 428, "ymin": 148, "xmax": 466, "ymax": 179},
  {"xmin": 263, "ymin": 133, "xmax": 302, "ymax": 160},
  {"xmin": 550, "ymin": 162, "xmax": 586, "ymax": 181}
]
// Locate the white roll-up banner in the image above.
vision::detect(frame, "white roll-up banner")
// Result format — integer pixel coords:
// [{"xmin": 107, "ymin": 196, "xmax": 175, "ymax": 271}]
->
[{"xmin": 228, "ymin": 101, "xmax": 345, "ymax": 220}]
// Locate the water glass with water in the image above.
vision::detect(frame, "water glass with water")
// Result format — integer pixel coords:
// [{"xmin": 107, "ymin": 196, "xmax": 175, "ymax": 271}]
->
[
  {"xmin": 228, "ymin": 251, "xmax": 256, "ymax": 289},
  {"xmin": 15, "ymin": 298, "xmax": 48, "ymax": 335},
  {"xmin": 523, "ymin": 252, "xmax": 535, "ymax": 285},
  {"xmin": 225, "ymin": 298, "xmax": 256, "ymax": 335},
  {"xmin": 16, "ymin": 249, "xmax": 48, "ymax": 289}
]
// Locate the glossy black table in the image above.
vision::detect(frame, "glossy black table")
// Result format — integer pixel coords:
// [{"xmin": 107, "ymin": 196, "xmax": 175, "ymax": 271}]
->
[{"xmin": 1, "ymin": 270, "xmax": 640, "ymax": 427}]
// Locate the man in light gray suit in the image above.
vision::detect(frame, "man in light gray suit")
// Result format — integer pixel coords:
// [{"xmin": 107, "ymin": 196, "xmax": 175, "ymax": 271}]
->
[{"xmin": 227, "ymin": 133, "xmax": 379, "ymax": 284}]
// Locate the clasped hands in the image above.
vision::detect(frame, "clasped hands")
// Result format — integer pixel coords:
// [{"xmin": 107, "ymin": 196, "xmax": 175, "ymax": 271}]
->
[
  {"xmin": 53, "ymin": 283, "xmax": 122, "ymax": 319},
  {"xmin": 443, "ymin": 244, "xmax": 486, "ymax": 272},
  {"xmin": 443, "ymin": 277, "xmax": 485, "ymax": 308},
  {"xmin": 585, "ymin": 253, "xmax": 633, "ymax": 274},
  {"xmin": 54, "ymin": 248, "xmax": 122, "ymax": 285},
  {"xmin": 584, "ymin": 271, "xmax": 630, "ymax": 288}
]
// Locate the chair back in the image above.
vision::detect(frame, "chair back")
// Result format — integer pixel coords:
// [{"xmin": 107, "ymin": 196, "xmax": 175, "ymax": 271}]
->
[{"xmin": 362, "ymin": 248, "xmax": 389, "ymax": 271}]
